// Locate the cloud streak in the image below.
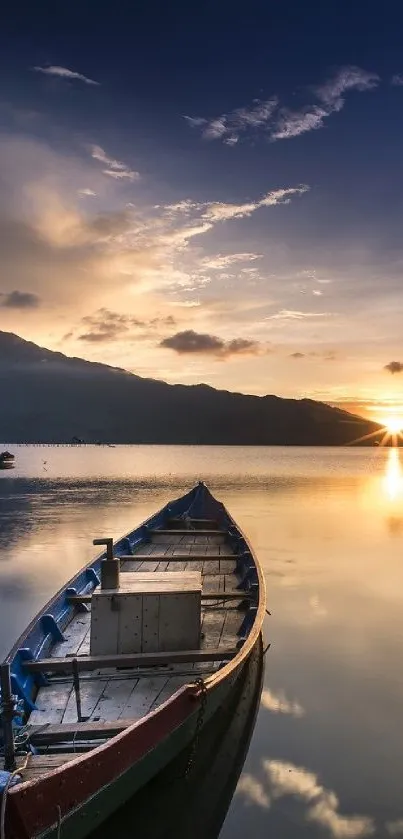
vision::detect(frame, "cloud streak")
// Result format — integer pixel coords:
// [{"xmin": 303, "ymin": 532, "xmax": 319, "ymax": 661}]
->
[
  {"xmin": 267, "ymin": 309, "xmax": 331, "ymax": 320},
  {"xmin": 90, "ymin": 145, "xmax": 140, "ymax": 182},
  {"xmin": 72, "ymin": 308, "xmax": 176, "ymax": 342},
  {"xmin": 185, "ymin": 97, "xmax": 278, "ymax": 145},
  {"xmin": 185, "ymin": 66, "xmax": 379, "ymax": 144},
  {"xmin": 201, "ymin": 186, "xmax": 309, "ymax": 222},
  {"xmin": 33, "ymin": 65, "xmax": 99, "ymax": 86}
]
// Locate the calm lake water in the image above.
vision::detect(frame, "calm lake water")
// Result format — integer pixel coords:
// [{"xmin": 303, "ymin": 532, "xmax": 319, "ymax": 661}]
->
[{"xmin": 1, "ymin": 445, "xmax": 403, "ymax": 838}]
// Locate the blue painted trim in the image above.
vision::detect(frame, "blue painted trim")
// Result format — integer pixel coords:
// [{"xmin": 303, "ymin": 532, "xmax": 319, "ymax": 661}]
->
[
  {"xmin": 40, "ymin": 614, "xmax": 65, "ymax": 642},
  {"xmin": 66, "ymin": 588, "xmax": 89, "ymax": 613},
  {"xmin": 238, "ymin": 606, "xmax": 258, "ymax": 638},
  {"xmin": 11, "ymin": 673, "xmax": 37, "ymax": 711},
  {"xmin": 86, "ymin": 567, "xmax": 100, "ymax": 587},
  {"xmin": 237, "ymin": 565, "xmax": 257, "ymax": 590}
]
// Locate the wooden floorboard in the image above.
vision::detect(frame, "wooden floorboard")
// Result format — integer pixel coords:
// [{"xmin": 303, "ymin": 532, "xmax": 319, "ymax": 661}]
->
[
  {"xmin": 219, "ymin": 610, "xmax": 242, "ymax": 647},
  {"xmin": 121, "ymin": 559, "xmax": 143, "ymax": 571},
  {"xmin": 29, "ymin": 684, "xmax": 74, "ymax": 726},
  {"xmin": 62, "ymin": 677, "xmax": 109, "ymax": 724},
  {"xmin": 201, "ymin": 610, "xmax": 226, "ymax": 649},
  {"xmin": 2, "ymin": 753, "xmax": 77, "ymax": 781},
  {"xmin": 51, "ymin": 614, "xmax": 90, "ymax": 659},
  {"xmin": 91, "ymin": 677, "xmax": 139, "ymax": 721},
  {"xmin": 150, "ymin": 676, "xmax": 188, "ymax": 711},
  {"xmin": 120, "ymin": 677, "xmax": 169, "ymax": 719}
]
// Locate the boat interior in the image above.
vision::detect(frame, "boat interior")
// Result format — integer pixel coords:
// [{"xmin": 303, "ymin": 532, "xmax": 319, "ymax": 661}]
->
[{"xmin": 1, "ymin": 489, "xmax": 260, "ymax": 784}]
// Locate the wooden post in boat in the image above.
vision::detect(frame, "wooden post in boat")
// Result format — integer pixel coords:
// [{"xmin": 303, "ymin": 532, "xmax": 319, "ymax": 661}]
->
[
  {"xmin": 0, "ymin": 662, "xmax": 17, "ymax": 771},
  {"xmin": 93, "ymin": 537, "xmax": 119, "ymax": 590},
  {"xmin": 72, "ymin": 658, "xmax": 83, "ymax": 723}
]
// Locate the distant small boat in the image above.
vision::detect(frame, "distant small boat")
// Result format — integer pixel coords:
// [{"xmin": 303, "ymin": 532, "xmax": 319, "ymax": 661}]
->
[
  {"xmin": 0, "ymin": 482, "xmax": 265, "ymax": 839},
  {"xmin": 0, "ymin": 451, "xmax": 15, "ymax": 469}
]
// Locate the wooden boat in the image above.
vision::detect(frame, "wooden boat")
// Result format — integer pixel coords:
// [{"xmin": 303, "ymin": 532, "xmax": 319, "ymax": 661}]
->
[
  {"xmin": 0, "ymin": 452, "xmax": 15, "ymax": 470},
  {"xmin": 0, "ymin": 482, "xmax": 265, "ymax": 839},
  {"xmin": 0, "ymin": 452, "xmax": 14, "ymax": 461}
]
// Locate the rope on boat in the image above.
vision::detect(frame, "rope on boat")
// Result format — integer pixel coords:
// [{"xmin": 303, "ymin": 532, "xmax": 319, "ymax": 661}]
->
[
  {"xmin": 56, "ymin": 805, "xmax": 62, "ymax": 839},
  {"xmin": 0, "ymin": 755, "xmax": 29, "ymax": 839}
]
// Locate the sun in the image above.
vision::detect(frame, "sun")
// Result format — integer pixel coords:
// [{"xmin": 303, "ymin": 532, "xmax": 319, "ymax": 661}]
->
[{"xmin": 384, "ymin": 416, "xmax": 403, "ymax": 434}]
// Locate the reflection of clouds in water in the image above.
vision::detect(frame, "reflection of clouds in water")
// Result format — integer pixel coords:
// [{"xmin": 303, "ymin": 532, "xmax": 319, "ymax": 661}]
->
[
  {"xmin": 386, "ymin": 516, "xmax": 403, "ymax": 536},
  {"xmin": 387, "ymin": 820, "xmax": 403, "ymax": 836},
  {"xmin": 236, "ymin": 774, "xmax": 270, "ymax": 808},
  {"xmin": 309, "ymin": 594, "xmax": 328, "ymax": 617},
  {"xmin": 263, "ymin": 760, "xmax": 375, "ymax": 838},
  {"xmin": 261, "ymin": 688, "xmax": 304, "ymax": 718},
  {"xmin": 235, "ymin": 759, "xmax": 375, "ymax": 837},
  {"xmin": 0, "ymin": 572, "xmax": 32, "ymax": 597}
]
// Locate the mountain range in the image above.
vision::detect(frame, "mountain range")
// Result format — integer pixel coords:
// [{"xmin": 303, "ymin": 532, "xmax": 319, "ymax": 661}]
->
[{"xmin": 0, "ymin": 331, "xmax": 384, "ymax": 445}]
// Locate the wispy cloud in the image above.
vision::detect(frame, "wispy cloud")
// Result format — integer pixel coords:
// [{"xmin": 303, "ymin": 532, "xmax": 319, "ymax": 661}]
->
[
  {"xmin": 73, "ymin": 308, "xmax": 176, "ymax": 343},
  {"xmin": 202, "ymin": 186, "xmax": 309, "ymax": 222},
  {"xmin": 260, "ymin": 688, "xmax": 305, "ymax": 717},
  {"xmin": 185, "ymin": 66, "xmax": 379, "ymax": 144},
  {"xmin": 184, "ymin": 97, "xmax": 278, "ymax": 145},
  {"xmin": 201, "ymin": 253, "xmax": 262, "ymax": 270},
  {"xmin": 271, "ymin": 66, "xmax": 379, "ymax": 141},
  {"xmin": 90, "ymin": 145, "xmax": 140, "ymax": 182},
  {"xmin": 264, "ymin": 759, "xmax": 375, "ymax": 838},
  {"xmin": 267, "ymin": 309, "xmax": 331, "ymax": 320},
  {"xmin": 314, "ymin": 66, "xmax": 379, "ymax": 110},
  {"xmin": 33, "ymin": 65, "xmax": 99, "ymax": 86},
  {"xmin": 391, "ymin": 75, "xmax": 403, "ymax": 86},
  {"xmin": 271, "ymin": 105, "xmax": 328, "ymax": 140},
  {"xmin": 78, "ymin": 188, "xmax": 97, "ymax": 197},
  {"xmin": 163, "ymin": 187, "xmax": 307, "ymax": 225}
]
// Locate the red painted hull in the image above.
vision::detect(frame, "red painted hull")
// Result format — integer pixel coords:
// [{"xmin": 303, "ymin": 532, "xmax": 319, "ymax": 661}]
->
[{"xmin": 5, "ymin": 659, "xmax": 246, "ymax": 839}]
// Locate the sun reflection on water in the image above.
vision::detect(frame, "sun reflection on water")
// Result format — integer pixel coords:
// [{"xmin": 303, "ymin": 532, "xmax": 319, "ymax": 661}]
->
[{"xmin": 383, "ymin": 448, "xmax": 403, "ymax": 501}]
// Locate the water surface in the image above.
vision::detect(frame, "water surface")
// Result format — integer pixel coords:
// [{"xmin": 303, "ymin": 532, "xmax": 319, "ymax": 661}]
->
[{"xmin": 1, "ymin": 445, "xmax": 402, "ymax": 838}]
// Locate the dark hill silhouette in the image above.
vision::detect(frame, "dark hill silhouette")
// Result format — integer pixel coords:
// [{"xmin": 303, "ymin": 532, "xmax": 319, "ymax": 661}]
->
[{"xmin": 0, "ymin": 331, "xmax": 384, "ymax": 445}]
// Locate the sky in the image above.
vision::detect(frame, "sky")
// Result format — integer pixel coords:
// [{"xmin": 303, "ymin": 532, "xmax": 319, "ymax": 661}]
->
[{"xmin": 1, "ymin": 1, "xmax": 403, "ymax": 422}]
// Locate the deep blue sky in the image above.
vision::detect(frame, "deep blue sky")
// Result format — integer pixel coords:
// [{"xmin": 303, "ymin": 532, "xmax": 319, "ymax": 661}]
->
[{"xmin": 1, "ymin": 0, "xmax": 403, "ymax": 420}]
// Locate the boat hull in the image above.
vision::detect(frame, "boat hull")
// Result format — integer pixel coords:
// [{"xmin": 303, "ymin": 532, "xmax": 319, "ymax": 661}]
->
[{"xmin": 9, "ymin": 651, "xmax": 252, "ymax": 839}]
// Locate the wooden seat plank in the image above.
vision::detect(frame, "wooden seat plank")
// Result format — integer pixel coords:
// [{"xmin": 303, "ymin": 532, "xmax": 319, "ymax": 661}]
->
[
  {"xmin": 120, "ymin": 554, "xmax": 235, "ymax": 561},
  {"xmin": 151, "ymin": 529, "xmax": 225, "ymax": 536},
  {"xmin": 66, "ymin": 591, "xmax": 246, "ymax": 605},
  {"xmin": 23, "ymin": 647, "xmax": 238, "ymax": 674},
  {"xmin": 27, "ymin": 718, "xmax": 140, "ymax": 745}
]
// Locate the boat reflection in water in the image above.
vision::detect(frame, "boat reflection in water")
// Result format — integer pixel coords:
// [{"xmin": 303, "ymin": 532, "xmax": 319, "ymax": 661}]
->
[{"xmin": 90, "ymin": 636, "xmax": 264, "ymax": 839}]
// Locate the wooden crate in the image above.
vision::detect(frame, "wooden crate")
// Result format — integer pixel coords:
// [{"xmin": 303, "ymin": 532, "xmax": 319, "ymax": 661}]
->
[{"xmin": 90, "ymin": 572, "xmax": 202, "ymax": 656}]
